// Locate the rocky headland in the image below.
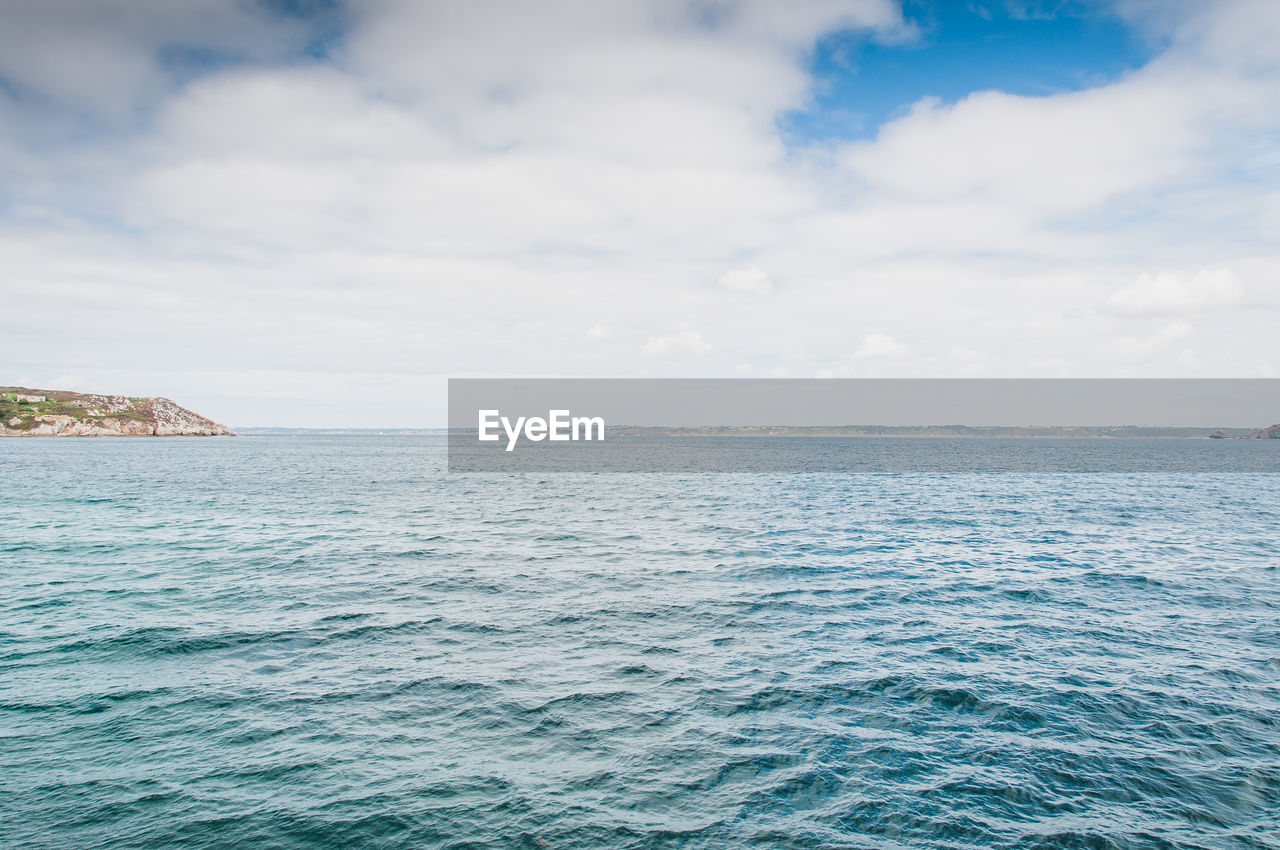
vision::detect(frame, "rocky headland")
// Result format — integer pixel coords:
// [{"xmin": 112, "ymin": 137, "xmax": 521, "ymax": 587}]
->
[
  {"xmin": 1, "ymin": 387, "xmax": 234, "ymax": 437},
  {"xmin": 1209, "ymin": 424, "xmax": 1280, "ymax": 439}
]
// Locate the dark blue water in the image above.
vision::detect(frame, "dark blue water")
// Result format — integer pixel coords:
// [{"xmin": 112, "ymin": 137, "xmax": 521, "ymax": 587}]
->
[{"xmin": 2, "ymin": 436, "xmax": 1279, "ymax": 848}]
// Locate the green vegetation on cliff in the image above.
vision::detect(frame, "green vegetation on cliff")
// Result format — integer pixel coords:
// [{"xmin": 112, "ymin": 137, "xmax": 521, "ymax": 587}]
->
[
  {"xmin": 1, "ymin": 387, "xmax": 233, "ymax": 437},
  {"xmin": 1, "ymin": 389, "xmax": 149, "ymax": 432}
]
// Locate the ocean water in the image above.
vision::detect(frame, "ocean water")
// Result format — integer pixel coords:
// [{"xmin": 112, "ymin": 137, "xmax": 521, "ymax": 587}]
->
[{"xmin": 2, "ymin": 435, "xmax": 1279, "ymax": 849}]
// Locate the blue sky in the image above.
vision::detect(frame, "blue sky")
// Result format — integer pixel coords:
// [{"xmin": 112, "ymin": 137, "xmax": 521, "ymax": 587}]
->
[{"xmin": 786, "ymin": 0, "xmax": 1155, "ymax": 142}]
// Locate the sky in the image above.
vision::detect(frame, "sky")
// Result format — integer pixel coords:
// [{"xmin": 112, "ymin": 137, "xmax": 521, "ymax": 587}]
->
[{"xmin": 1, "ymin": 0, "xmax": 1277, "ymax": 427}]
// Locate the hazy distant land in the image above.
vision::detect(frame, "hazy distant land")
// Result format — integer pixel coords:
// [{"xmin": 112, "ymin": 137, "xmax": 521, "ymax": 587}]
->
[{"xmin": 611, "ymin": 424, "xmax": 1280, "ymax": 439}]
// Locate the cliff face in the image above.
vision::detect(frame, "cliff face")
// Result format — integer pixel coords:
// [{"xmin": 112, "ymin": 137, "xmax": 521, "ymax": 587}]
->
[{"xmin": 1, "ymin": 388, "xmax": 234, "ymax": 437}]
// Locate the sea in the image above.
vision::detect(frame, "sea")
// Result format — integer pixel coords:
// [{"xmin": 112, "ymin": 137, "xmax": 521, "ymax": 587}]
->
[{"xmin": 2, "ymin": 435, "xmax": 1278, "ymax": 849}]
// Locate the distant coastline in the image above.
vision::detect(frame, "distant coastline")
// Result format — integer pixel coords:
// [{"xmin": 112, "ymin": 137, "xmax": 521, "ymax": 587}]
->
[
  {"xmin": 610, "ymin": 425, "xmax": 1280, "ymax": 438},
  {"xmin": 435, "ymin": 423, "xmax": 1280, "ymax": 439},
  {"xmin": 239, "ymin": 426, "xmax": 1270, "ymax": 438}
]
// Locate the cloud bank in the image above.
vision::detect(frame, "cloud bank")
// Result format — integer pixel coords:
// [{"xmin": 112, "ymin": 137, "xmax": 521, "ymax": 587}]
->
[{"xmin": 0, "ymin": 0, "xmax": 1277, "ymax": 425}]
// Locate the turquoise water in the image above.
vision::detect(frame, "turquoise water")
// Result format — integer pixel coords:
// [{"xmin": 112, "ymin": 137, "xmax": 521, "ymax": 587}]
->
[{"xmin": 2, "ymin": 436, "xmax": 1279, "ymax": 848}]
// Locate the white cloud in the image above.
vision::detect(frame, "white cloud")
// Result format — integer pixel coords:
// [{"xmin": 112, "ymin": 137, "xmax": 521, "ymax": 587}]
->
[
  {"xmin": 836, "ymin": 81, "xmax": 1201, "ymax": 214},
  {"xmin": 1111, "ymin": 320, "xmax": 1195, "ymax": 358},
  {"xmin": 854, "ymin": 333, "xmax": 908, "ymax": 359},
  {"xmin": 718, "ymin": 265, "xmax": 774, "ymax": 294},
  {"xmin": 0, "ymin": 0, "xmax": 315, "ymax": 121},
  {"xmin": 44, "ymin": 374, "xmax": 88, "ymax": 391},
  {"xmin": 642, "ymin": 330, "xmax": 712, "ymax": 357},
  {"xmin": 1106, "ymin": 269, "xmax": 1244, "ymax": 316},
  {"xmin": 947, "ymin": 346, "xmax": 992, "ymax": 376},
  {"xmin": 586, "ymin": 324, "xmax": 610, "ymax": 340}
]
